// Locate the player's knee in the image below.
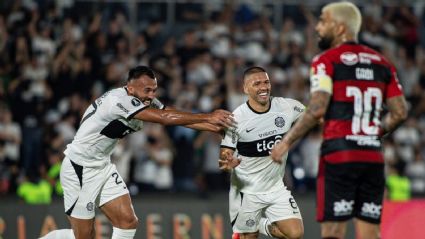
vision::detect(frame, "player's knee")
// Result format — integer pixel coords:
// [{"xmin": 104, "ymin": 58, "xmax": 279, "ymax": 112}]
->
[
  {"xmin": 121, "ymin": 214, "xmax": 139, "ymax": 229},
  {"xmin": 284, "ymin": 228, "xmax": 304, "ymax": 239},
  {"xmin": 73, "ymin": 227, "xmax": 95, "ymax": 239},
  {"xmin": 280, "ymin": 225, "xmax": 304, "ymax": 239}
]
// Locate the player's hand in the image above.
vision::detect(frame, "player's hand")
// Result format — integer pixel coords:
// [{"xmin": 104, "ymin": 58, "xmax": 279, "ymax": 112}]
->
[
  {"xmin": 208, "ymin": 109, "xmax": 236, "ymax": 129},
  {"xmin": 218, "ymin": 151, "xmax": 241, "ymax": 172},
  {"xmin": 270, "ymin": 141, "xmax": 290, "ymax": 163}
]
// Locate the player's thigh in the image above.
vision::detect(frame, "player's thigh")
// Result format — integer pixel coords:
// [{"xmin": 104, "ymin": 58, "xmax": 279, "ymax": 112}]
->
[
  {"xmin": 265, "ymin": 190, "xmax": 303, "ymax": 238},
  {"xmin": 67, "ymin": 215, "xmax": 95, "ymax": 239},
  {"xmin": 99, "ymin": 165, "xmax": 136, "ymax": 228},
  {"xmin": 229, "ymin": 183, "xmax": 241, "ymax": 225},
  {"xmin": 317, "ymin": 161, "xmax": 358, "ymax": 223},
  {"xmin": 321, "ymin": 221, "xmax": 348, "ymax": 238},
  {"xmin": 355, "ymin": 218, "xmax": 380, "ymax": 239},
  {"xmin": 60, "ymin": 157, "xmax": 104, "ymax": 219},
  {"xmin": 232, "ymin": 193, "xmax": 265, "ymax": 234},
  {"xmin": 100, "ymin": 193, "xmax": 138, "ymax": 228},
  {"xmin": 354, "ymin": 163, "xmax": 385, "ymax": 224}
]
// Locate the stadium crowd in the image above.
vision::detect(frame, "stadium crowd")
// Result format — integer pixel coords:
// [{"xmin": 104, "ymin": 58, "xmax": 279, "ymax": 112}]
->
[{"xmin": 0, "ymin": 0, "xmax": 425, "ymax": 203}]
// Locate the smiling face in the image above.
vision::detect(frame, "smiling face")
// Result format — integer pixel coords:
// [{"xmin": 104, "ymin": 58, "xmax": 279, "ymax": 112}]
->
[
  {"xmin": 244, "ymin": 71, "xmax": 271, "ymax": 107},
  {"xmin": 127, "ymin": 75, "xmax": 158, "ymax": 106}
]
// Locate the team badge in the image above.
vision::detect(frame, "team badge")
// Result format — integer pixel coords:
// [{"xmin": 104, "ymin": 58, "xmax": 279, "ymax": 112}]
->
[
  {"xmin": 340, "ymin": 52, "xmax": 358, "ymax": 65},
  {"xmin": 131, "ymin": 98, "xmax": 141, "ymax": 106},
  {"xmin": 86, "ymin": 202, "xmax": 94, "ymax": 211},
  {"xmin": 246, "ymin": 219, "xmax": 255, "ymax": 227},
  {"xmin": 275, "ymin": 117, "xmax": 285, "ymax": 128}
]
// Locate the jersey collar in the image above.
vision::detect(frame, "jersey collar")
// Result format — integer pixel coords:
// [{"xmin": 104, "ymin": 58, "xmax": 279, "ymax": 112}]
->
[{"xmin": 246, "ymin": 97, "xmax": 272, "ymax": 114}]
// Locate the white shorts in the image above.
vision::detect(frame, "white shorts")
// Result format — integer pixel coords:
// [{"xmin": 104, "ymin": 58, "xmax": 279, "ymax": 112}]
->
[
  {"xmin": 229, "ymin": 185, "xmax": 302, "ymax": 233},
  {"xmin": 60, "ymin": 157, "xmax": 129, "ymax": 219}
]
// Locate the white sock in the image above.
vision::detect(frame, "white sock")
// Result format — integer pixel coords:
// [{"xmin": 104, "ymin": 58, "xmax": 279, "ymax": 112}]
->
[
  {"xmin": 112, "ymin": 227, "xmax": 137, "ymax": 239},
  {"xmin": 258, "ymin": 218, "xmax": 272, "ymax": 237},
  {"xmin": 39, "ymin": 229, "xmax": 75, "ymax": 239}
]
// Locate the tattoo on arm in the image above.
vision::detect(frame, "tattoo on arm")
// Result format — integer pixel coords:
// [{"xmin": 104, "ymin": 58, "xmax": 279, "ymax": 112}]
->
[
  {"xmin": 382, "ymin": 95, "xmax": 408, "ymax": 136},
  {"xmin": 284, "ymin": 92, "xmax": 330, "ymax": 145}
]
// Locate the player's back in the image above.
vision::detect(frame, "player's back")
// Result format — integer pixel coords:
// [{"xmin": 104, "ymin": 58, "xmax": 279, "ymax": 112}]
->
[{"xmin": 311, "ymin": 42, "xmax": 403, "ymax": 164}]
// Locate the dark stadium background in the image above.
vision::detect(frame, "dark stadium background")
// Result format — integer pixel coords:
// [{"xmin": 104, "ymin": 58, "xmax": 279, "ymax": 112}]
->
[{"xmin": 0, "ymin": 0, "xmax": 424, "ymax": 238}]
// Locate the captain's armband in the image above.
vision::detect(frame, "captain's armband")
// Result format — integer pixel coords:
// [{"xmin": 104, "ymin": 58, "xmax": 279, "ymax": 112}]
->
[{"xmin": 310, "ymin": 74, "xmax": 333, "ymax": 94}]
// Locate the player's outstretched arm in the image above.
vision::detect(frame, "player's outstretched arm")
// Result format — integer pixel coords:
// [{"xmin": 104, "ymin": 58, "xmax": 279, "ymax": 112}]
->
[
  {"xmin": 161, "ymin": 106, "xmax": 234, "ymax": 132},
  {"xmin": 219, "ymin": 148, "xmax": 240, "ymax": 172},
  {"xmin": 381, "ymin": 95, "xmax": 408, "ymax": 136},
  {"xmin": 184, "ymin": 123, "xmax": 222, "ymax": 132},
  {"xmin": 134, "ymin": 108, "xmax": 235, "ymax": 128},
  {"xmin": 271, "ymin": 91, "xmax": 331, "ymax": 163}
]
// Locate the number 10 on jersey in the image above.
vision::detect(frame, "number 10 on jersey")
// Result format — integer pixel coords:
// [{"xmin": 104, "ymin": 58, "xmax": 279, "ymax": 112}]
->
[{"xmin": 346, "ymin": 86, "xmax": 382, "ymax": 135}]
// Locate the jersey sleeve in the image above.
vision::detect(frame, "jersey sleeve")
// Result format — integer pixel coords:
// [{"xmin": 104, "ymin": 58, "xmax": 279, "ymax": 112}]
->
[
  {"xmin": 221, "ymin": 126, "xmax": 239, "ymax": 150},
  {"xmin": 386, "ymin": 66, "xmax": 404, "ymax": 99},
  {"xmin": 109, "ymin": 95, "xmax": 148, "ymax": 120},
  {"xmin": 285, "ymin": 98, "xmax": 306, "ymax": 121},
  {"xmin": 310, "ymin": 54, "xmax": 334, "ymax": 94}
]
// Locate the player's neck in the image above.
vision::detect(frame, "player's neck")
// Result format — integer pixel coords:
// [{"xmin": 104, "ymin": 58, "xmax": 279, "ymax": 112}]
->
[
  {"xmin": 332, "ymin": 35, "xmax": 357, "ymax": 48},
  {"xmin": 247, "ymin": 99, "xmax": 270, "ymax": 113}
]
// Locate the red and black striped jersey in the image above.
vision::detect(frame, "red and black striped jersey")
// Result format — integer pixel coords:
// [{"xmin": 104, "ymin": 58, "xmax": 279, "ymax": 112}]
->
[{"xmin": 310, "ymin": 42, "xmax": 404, "ymax": 164}]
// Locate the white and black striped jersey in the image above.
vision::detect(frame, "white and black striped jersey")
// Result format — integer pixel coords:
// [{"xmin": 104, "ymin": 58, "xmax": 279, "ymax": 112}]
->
[
  {"xmin": 64, "ymin": 87, "xmax": 165, "ymax": 167},
  {"xmin": 221, "ymin": 97, "xmax": 305, "ymax": 194}
]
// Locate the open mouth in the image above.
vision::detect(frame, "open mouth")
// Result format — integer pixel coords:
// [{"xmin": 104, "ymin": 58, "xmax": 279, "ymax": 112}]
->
[
  {"xmin": 143, "ymin": 100, "xmax": 152, "ymax": 105},
  {"xmin": 258, "ymin": 92, "xmax": 269, "ymax": 99}
]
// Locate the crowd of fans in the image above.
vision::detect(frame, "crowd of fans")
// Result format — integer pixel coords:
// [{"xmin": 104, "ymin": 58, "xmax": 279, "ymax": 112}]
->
[{"xmin": 1, "ymin": 0, "xmax": 425, "ymax": 203}]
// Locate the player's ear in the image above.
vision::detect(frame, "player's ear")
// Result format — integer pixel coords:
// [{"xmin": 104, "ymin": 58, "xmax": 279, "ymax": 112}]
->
[
  {"xmin": 243, "ymin": 81, "xmax": 248, "ymax": 94},
  {"xmin": 336, "ymin": 23, "xmax": 346, "ymax": 36}
]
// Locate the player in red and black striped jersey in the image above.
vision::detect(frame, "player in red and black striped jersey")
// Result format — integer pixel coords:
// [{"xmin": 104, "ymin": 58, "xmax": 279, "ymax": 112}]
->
[{"xmin": 271, "ymin": 2, "xmax": 408, "ymax": 239}]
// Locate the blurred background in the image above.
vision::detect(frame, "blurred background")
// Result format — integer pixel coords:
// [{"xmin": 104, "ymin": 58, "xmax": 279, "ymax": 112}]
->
[{"xmin": 0, "ymin": 0, "xmax": 425, "ymax": 238}]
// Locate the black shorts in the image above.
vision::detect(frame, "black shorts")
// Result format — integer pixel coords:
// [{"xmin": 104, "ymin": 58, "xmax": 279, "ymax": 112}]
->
[{"xmin": 316, "ymin": 161, "xmax": 385, "ymax": 224}]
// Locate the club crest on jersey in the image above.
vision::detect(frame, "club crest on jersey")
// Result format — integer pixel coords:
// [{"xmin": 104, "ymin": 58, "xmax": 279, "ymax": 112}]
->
[
  {"xmin": 340, "ymin": 52, "xmax": 358, "ymax": 66},
  {"xmin": 86, "ymin": 202, "xmax": 94, "ymax": 211},
  {"xmin": 275, "ymin": 117, "xmax": 285, "ymax": 128},
  {"xmin": 131, "ymin": 98, "xmax": 141, "ymax": 106},
  {"xmin": 246, "ymin": 219, "xmax": 255, "ymax": 227}
]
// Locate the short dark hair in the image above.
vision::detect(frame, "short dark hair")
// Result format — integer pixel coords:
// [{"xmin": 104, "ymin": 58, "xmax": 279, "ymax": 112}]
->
[
  {"xmin": 127, "ymin": 66, "xmax": 156, "ymax": 82},
  {"xmin": 243, "ymin": 66, "xmax": 267, "ymax": 80}
]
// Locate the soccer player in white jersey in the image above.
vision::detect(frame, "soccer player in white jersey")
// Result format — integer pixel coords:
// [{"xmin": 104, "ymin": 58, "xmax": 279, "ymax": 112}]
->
[
  {"xmin": 219, "ymin": 66, "xmax": 305, "ymax": 239},
  {"xmin": 41, "ymin": 66, "xmax": 235, "ymax": 239}
]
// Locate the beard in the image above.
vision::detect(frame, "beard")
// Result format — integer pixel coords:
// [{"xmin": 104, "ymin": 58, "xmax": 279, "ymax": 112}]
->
[{"xmin": 318, "ymin": 35, "xmax": 333, "ymax": 51}]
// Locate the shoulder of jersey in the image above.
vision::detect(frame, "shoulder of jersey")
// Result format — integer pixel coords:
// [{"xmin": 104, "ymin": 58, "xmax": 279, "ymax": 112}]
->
[
  {"xmin": 359, "ymin": 44, "xmax": 391, "ymax": 65},
  {"xmin": 311, "ymin": 48, "xmax": 336, "ymax": 63},
  {"xmin": 232, "ymin": 104, "xmax": 246, "ymax": 117}
]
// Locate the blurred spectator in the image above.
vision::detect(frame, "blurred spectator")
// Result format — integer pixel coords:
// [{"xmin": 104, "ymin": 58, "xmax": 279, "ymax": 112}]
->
[
  {"xmin": 393, "ymin": 118, "xmax": 421, "ymax": 162},
  {"xmin": 146, "ymin": 125, "xmax": 174, "ymax": 191},
  {"xmin": 194, "ymin": 131, "xmax": 228, "ymax": 195},
  {"xmin": 298, "ymin": 127, "xmax": 321, "ymax": 191},
  {"xmin": 17, "ymin": 170, "xmax": 52, "ymax": 204},
  {"xmin": 386, "ymin": 159, "xmax": 411, "ymax": 201},
  {"xmin": 0, "ymin": 106, "xmax": 22, "ymax": 163},
  {"xmin": 171, "ymin": 97, "xmax": 198, "ymax": 192},
  {"xmin": 46, "ymin": 149, "xmax": 63, "ymax": 196},
  {"xmin": 405, "ymin": 149, "xmax": 425, "ymax": 197}
]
